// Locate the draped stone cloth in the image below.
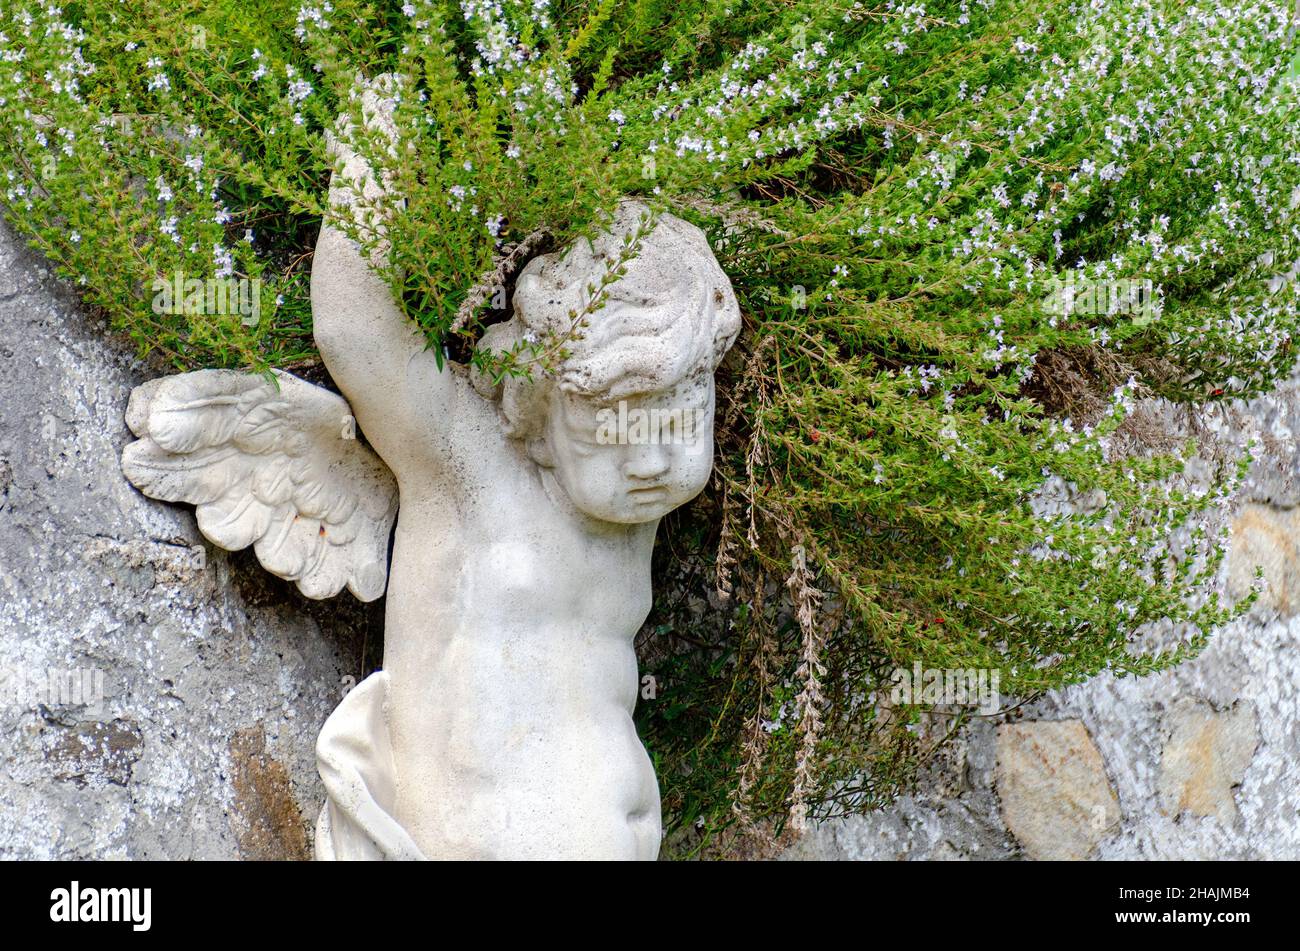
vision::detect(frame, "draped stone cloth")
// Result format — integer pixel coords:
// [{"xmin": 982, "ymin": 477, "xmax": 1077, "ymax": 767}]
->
[{"xmin": 314, "ymin": 672, "xmax": 427, "ymax": 860}]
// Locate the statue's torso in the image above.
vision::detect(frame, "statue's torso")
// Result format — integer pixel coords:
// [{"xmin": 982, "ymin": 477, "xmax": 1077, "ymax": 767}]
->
[{"xmin": 380, "ymin": 464, "xmax": 661, "ymax": 859}]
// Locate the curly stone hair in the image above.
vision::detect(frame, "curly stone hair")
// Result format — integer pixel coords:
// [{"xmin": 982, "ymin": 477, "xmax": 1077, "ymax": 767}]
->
[{"xmin": 472, "ymin": 200, "xmax": 742, "ymax": 444}]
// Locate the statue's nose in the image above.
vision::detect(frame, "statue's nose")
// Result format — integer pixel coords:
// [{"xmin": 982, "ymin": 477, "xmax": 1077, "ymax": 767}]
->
[{"xmin": 622, "ymin": 444, "xmax": 671, "ymax": 481}]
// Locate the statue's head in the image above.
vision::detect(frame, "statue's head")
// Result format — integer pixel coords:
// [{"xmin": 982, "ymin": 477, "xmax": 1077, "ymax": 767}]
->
[{"xmin": 473, "ymin": 200, "xmax": 742, "ymax": 524}]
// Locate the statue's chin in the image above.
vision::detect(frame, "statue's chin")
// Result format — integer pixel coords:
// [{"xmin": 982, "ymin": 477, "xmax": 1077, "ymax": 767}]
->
[{"xmin": 573, "ymin": 493, "xmax": 689, "ymax": 525}]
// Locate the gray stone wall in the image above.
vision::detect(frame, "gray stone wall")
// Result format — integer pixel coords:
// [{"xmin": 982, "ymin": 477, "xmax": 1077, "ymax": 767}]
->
[
  {"xmin": 0, "ymin": 221, "xmax": 382, "ymax": 859},
  {"xmin": 785, "ymin": 382, "xmax": 1300, "ymax": 860}
]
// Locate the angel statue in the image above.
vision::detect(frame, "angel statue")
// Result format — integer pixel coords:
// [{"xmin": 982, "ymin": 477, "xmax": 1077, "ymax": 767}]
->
[{"xmin": 119, "ymin": 83, "xmax": 742, "ymax": 860}]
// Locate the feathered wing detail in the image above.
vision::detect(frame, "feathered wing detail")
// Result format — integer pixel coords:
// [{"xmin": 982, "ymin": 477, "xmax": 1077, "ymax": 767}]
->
[{"xmin": 121, "ymin": 369, "xmax": 398, "ymax": 601}]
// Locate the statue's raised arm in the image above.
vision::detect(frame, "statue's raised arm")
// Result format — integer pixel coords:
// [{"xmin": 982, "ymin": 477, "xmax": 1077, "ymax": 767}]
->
[{"xmin": 309, "ymin": 78, "xmax": 472, "ymax": 477}]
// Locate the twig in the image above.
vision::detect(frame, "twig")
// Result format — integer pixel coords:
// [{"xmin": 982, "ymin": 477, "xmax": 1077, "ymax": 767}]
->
[{"xmin": 449, "ymin": 226, "xmax": 553, "ymax": 333}]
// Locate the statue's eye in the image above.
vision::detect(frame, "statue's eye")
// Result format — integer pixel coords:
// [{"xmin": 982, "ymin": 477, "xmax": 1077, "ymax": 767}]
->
[{"xmin": 607, "ymin": 290, "xmax": 653, "ymax": 308}]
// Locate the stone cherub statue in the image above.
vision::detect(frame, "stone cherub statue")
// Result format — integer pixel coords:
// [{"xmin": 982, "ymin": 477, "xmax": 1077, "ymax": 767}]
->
[{"xmin": 120, "ymin": 86, "xmax": 741, "ymax": 860}]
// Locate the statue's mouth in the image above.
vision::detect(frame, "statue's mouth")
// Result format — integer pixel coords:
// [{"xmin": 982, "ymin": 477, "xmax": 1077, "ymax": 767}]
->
[{"xmin": 627, "ymin": 485, "xmax": 669, "ymax": 500}]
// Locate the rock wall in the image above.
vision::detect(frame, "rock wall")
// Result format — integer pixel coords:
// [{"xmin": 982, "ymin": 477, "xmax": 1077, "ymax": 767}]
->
[
  {"xmin": 0, "ymin": 220, "xmax": 383, "ymax": 859},
  {"xmin": 785, "ymin": 380, "xmax": 1300, "ymax": 860}
]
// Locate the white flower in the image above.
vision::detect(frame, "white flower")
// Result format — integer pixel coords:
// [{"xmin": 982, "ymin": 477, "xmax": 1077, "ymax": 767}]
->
[
  {"xmin": 213, "ymin": 243, "xmax": 234, "ymax": 279},
  {"xmin": 287, "ymin": 77, "xmax": 312, "ymax": 105}
]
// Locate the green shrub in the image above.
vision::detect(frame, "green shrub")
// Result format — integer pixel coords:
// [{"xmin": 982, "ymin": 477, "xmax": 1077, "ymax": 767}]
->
[{"xmin": 2, "ymin": 0, "xmax": 1297, "ymax": 855}]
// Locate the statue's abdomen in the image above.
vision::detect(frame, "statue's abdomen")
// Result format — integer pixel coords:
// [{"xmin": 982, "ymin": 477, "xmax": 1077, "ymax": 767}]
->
[{"xmin": 382, "ymin": 533, "xmax": 660, "ymax": 859}]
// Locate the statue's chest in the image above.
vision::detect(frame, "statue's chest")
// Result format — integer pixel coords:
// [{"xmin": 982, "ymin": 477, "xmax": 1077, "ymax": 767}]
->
[
  {"xmin": 450, "ymin": 528, "xmax": 652, "ymax": 634},
  {"xmin": 394, "ymin": 481, "xmax": 657, "ymax": 636}
]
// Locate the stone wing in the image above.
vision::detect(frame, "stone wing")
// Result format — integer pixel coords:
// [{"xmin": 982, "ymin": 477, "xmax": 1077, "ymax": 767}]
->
[{"xmin": 121, "ymin": 369, "xmax": 397, "ymax": 601}]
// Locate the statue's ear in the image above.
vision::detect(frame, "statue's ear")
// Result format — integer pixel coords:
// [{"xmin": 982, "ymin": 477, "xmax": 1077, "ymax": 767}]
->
[{"xmin": 525, "ymin": 435, "xmax": 554, "ymax": 468}]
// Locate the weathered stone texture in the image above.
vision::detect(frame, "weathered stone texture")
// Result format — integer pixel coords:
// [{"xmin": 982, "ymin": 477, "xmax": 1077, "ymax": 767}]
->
[{"xmin": 0, "ymin": 220, "xmax": 381, "ymax": 859}]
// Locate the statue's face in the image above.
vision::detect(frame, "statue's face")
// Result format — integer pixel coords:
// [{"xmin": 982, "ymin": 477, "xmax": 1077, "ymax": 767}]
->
[{"xmin": 543, "ymin": 373, "xmax": 715, "ymax": 524}]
